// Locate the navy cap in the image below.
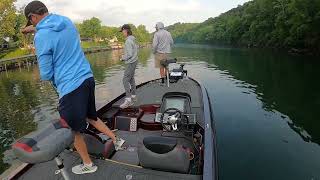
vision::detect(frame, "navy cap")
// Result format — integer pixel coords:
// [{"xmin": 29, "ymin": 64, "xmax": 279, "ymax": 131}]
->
[
  {"xmin": 24, "ymin": 1, "xmax": 48, "ymax": 26},
  {"xmin": 119, "ymin": 24, "xmax": 131, "ymax": 32}
]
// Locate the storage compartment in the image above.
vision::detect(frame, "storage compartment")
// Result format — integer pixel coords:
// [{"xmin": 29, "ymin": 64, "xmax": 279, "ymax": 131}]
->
[
  {"xmin": 139, "ymin": 105, "xmax": 162, "ymax": 130},
  {"xmin": 139, "ymin": 104, "xmax": 160, "ymax": 114},
  {"xmin": 100, "ymin": 107, "xmax": 120, "ymax": 126},
  {"xmin": 114, "ymin": 108, "xmax": 144, "ymax": 132}
]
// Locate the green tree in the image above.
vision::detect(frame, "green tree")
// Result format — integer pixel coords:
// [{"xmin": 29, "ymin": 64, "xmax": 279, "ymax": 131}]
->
[
  {"xmin": 79, "ymin": 17, "xmax": 102, "ymax": 41},
  {"xmin": 13, "ymin": 7, "xmax": 28, "ymax": 47},
  {"xmin": 168, "ymin": 0, "xmax": 320, "ymax": 53},
  {"xmin": 0, "ymin": 0, "xmax": 17, "ymax": 40},
  {"xmin": 133, "ymin": 24, "xmax": 151, "ymax": 43}
]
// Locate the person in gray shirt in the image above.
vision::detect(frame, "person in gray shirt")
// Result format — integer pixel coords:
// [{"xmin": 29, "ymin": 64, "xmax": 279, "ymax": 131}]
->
[
  {"xmin": 152, "ymin": 22, "xmax": 174, "ymax": 79},
  {"xmin": 119, "ymin": 24, "xmax": 139, "ymax": 109}
]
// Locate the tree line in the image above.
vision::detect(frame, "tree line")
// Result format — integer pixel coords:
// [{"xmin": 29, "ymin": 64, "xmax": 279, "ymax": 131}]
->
[
  {"xmin": 167, "ymin": 0, "xmax": 320, "ymax": 53},
  {"xmin": 75, "ymin": 17, "xmax": 151, "ymax": 44},
  {"xmin": 0, "ymin": 0, "xmax": 29, "ymax": 49},
  {"xmin": 0, "ymin": 0, "xmax": 150, "ymax": 50}
]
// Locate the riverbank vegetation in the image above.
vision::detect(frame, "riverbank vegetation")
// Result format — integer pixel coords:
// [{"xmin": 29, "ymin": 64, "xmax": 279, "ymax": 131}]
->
[
  {"xmin": 167, "ymin": 0, "xmax": 320, "ymax": 53},
  {"xmin": 76, "ymin": 17, "xmax": 151, "ymax": 44},
  {"xmin": 0, "ymin": 0, "xmax": 150, "ymax": 59},
  {"xmin": 0, "ymin": 49, "xmax": 31, "ymax": 60}
]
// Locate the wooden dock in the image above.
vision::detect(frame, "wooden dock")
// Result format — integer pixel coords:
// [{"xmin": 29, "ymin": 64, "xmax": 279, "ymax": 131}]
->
[{"xmin": 0, "ymin": 47, "xmax": 113, "ymax": 72}]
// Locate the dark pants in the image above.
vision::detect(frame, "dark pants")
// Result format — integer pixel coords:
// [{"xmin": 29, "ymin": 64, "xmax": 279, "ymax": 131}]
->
[{"xmin": 59, "ymin": 77, "xmax": 97, "ymax": 132}]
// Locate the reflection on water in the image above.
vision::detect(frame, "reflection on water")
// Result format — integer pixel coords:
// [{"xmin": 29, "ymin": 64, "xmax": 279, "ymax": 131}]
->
[{"xmin": 0, "ymin": 45, "xmax": 320, "ymax": 179}]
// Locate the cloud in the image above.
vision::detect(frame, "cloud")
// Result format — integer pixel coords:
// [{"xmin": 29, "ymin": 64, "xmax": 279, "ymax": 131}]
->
[{"xmin": 15, "ymin": 0, "xmax": 249, "ymax": 32}]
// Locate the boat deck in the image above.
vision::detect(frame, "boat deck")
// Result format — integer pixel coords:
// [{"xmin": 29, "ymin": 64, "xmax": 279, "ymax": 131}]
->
[
  {"xmin": 18, "ymin": 129, "xmax": 201, "ymax": 180},
  {"xmin": 15, "ymin": 78, "xmax": 204, "ymax": 180}
]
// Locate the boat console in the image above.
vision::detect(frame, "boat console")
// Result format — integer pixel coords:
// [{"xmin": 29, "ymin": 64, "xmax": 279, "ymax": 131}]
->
[{"xmin": 156, "ymin": 92, "xmax": 197, "ymax": 132}]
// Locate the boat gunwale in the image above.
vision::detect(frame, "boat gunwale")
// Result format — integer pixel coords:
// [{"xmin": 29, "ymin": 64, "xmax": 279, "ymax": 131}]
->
[{"xmin": 199, "ymin": 83, "xmax": 219, "ymax": 180}]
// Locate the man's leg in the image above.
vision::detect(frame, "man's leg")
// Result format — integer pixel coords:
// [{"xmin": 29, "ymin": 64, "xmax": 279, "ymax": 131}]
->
[
  {"xmin": 129, "ymin": 61, "xmax": 137, "ymax": 95},
  {"xmin": 160, "ymin": 67, "xmax": 166, "ymax": 77},
  {"xmin": 120, "ymin": 64, "xmax": 134, "ymax": 108},
  {"xmin": 129, "ymin": 76, "xmax": 136, "ymax": 95},
  {"xmin": 74, "ymin": 132, "xmax": 92, "ymax": 164},
  {"xmin": 59, "ymin": 78, "xmax": 98, "ymax": 174},
  {"xmin": 155, "ymin": 53, "xmax": 163, "ymax": 78},
  {"xmin": 86, "ymin": 77, "xmax": 125, "ymax": 150},
  {"xmin": 87, "ymin": 118, "xmax": 125, "ymax": 150},
  {"xmin": 87, "ymin": 118, "xmax": 116, "ymax": 141},
  {"xmin": 159, "ymin": 53, "xmax": 168, "ymax": 78},
  {"xmin": 72, "ymin": 131, "xmax": 98, "ymax": 174},
  {"xmin": 123, "ymin": 65, "xmax": 131, "ymax": 98}
]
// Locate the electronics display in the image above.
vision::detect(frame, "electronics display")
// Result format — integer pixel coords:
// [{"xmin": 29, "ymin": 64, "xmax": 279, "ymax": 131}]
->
[
  {"xmin": 114, "ymin": 116, "xmax": 138, "ymax": 132},
  {"xmin": 165, "ymin": 98, "xmax": 185, "ymax": 112}
]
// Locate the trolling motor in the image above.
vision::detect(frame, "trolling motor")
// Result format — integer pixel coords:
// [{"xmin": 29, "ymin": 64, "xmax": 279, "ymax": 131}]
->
[
  {"xmin": 161, "ymin": 58, "xmax": 188, "ymax": 87},
  {"xmin": 169, "ymin": 63, "xmax": 187, "ymax": 83}
]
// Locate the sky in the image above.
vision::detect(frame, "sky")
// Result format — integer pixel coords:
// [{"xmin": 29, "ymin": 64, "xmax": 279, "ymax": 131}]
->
[{"xmin": 15, "ymin": 0, "xmax": 250, "ymax": 32}]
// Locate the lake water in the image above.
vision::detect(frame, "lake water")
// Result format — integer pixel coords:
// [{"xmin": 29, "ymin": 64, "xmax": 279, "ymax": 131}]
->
[{"xmin": 0, "ymin": 45, "xmax": 320, "ymax": 179}]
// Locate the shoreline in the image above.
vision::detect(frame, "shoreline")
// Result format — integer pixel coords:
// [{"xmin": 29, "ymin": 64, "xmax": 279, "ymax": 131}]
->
[{"xmin": 0, "ymin": 46, "xmax": 118, "ymax": 72}]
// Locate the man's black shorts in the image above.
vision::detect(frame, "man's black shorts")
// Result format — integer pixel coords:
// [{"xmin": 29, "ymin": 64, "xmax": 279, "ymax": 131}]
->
[{"xmin": 58, "ymin": 77, "xmax": 97, "ymax": 132}]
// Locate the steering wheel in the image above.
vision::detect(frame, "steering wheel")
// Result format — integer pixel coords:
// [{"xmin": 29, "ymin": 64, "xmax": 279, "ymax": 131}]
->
[{"xmin": 160, "ymin": 108, "xmax": 183, "ymax": 132}]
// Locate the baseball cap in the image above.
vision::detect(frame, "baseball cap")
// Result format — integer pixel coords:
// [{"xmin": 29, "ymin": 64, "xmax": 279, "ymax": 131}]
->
[
  {"xmin": 119, "ymin": 24, "xmax": 131, "ymax": 32},
  {"xmin": 24, "ymin": 1, "xmax": 48, "ymax": 26}
]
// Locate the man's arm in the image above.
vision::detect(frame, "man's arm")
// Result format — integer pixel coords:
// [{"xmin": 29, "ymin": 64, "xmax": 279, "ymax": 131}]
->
[
  {"xmin": 21, "ymin": 25, "xmax": 36, "ymax": 34},
  {"xmin": 34, "ymin": 35, "xmax": 54, "ymax": 81},
  {"xmin": 152, "ymin": 33, "xmax": 158, "ymax": 54}
]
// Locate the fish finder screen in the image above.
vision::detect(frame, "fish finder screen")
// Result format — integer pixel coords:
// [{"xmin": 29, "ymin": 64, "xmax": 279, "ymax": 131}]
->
[{"xmin": 165, "ymin": 98, "xmax": 185, "ymax": 112}]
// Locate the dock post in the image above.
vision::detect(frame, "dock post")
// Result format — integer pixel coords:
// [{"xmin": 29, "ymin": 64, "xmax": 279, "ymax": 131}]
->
[
  {"xmin": 18, "ymin": 62, "xmax": 21, "ymax": 72},
  {"xmin": 4, "ymin": 63, "xmax": 8, "ymax": 77},
  {"xmin": 26, "ymin": 60, "xmax": 30, "ymax": 71}
]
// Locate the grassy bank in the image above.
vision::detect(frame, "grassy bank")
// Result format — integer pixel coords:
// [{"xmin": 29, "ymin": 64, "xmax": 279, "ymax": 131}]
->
[
  {"xmin": 81, "ymin": 41, "xmax": 110, "ymax": 49},
  {"xmin": 0, "ymin": 49, "xmax": 32, "ymax": 60},
  {"xmin": 0, "ymin": 42, "xmax": 111, "ymax": 60}
]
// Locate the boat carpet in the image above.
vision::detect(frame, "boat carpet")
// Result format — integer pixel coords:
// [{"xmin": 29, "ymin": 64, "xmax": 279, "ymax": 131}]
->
[{"xmin": 17, "ymin": 150, "xmax": 201, "ymax": 180}]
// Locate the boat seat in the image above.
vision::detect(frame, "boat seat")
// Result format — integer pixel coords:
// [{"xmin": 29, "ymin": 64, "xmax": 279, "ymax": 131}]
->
[
  {"xmin": 138, "ymin": 136, "xmax": 190, "ymax": 173},
  {"xmin": 12, "ymin": 119, "xmax": 74, "ymax": 164},
  {"xmin": 140, "ymin": 114, "xmax": 156, "ymax": 124},
  {"xmin": 139, "ymin": 105, "xmax": 162, "ymax": 130},
  {"xmin": 143, "ymin": 136, "xmax": 177, "ymax": 154}
]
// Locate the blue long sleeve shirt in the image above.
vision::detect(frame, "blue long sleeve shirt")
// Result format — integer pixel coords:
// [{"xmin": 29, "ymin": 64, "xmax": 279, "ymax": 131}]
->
[{"xmin": 34, "ymin": 14, "xmax": 93, "ymax": 98}]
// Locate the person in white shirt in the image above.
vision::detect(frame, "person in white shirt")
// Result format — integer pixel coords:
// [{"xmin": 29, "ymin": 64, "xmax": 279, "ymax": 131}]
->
[{"xmin": 152, "ymin": 22, "xmax": 174, "ymax": 80}]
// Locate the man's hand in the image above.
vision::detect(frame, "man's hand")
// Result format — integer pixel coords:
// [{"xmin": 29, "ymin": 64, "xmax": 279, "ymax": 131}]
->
[
  {"xmin": 21, "ymin": 26, "xmax": 36, "ymax": 34},
  {"xmin": 119, "ymin": 55, "xmax": 124, "ymax": 61}
]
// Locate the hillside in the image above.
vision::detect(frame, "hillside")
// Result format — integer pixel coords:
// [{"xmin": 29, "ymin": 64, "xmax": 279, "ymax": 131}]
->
[{"xmin": 168, "ymin": 0, "xmax": 320, "ymax": 52}]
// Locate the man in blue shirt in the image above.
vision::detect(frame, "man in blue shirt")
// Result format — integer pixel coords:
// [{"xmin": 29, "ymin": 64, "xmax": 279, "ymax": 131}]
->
[{"xmin": 21, "ymin": 1, "xmax": 124, "ymax": 175}]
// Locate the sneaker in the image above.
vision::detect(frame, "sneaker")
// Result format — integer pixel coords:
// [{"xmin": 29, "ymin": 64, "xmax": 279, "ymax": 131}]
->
[
  {"xmin": 131, "ymin": 95, "xmax": 137, "ymax": 102},
  {"xmin": 72, "ymin": 163, "xmax": 98, "ymax": 175},
  {"xmin": 119, "ymin": 98, "xmax": 133, "ymax": 109},
  {"xmin": 113, "ymin": 137, "xmax": 125, "ymax": 151}
]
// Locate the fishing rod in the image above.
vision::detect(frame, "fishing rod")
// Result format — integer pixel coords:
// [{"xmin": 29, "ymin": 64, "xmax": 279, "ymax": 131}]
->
[{"xmin": 50, "ymin": 81, "xmax": 59, "ymax": 97}]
